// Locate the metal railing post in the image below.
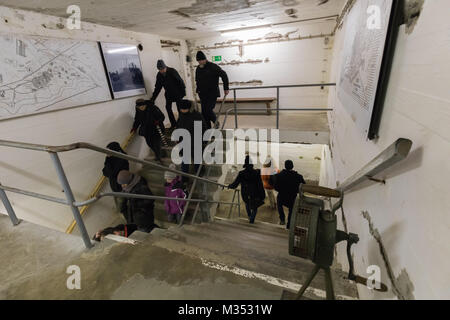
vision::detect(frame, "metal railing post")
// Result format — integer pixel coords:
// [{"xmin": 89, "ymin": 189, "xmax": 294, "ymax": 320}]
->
[
  {"xmin": 49, "ymin": 152, "xmax": 93, "ymax": 249},
  {"xmin": 228, "ymin": 189, "xmax": 237, "ymax": 219},
  {"xmin": 234, "ymin": 89, "xmax": 238, "ymax": 129},
  {"xmin": 237, "ymin": 190, "xmax": 241, "ymax": 218},
  {"xmin": 276, "ymin": 87, "xmax": 280, "ymax": 129},
  {"xmin": 179, "ymin": 164, "xmax": 202, "ymax": 227},
  {"xmin": 0, "ymin": 184, "xmax": 21, "ymax": 226}
]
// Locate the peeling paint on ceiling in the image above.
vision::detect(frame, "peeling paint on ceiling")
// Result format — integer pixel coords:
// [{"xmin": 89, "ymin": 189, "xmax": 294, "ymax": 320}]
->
[
  {"xmin": 0, "ymin": 0, "xmax": 347, "ymax": 39},
  {"xmin": 171, "ymin": 0, "xmax": 253, "ymax": 16}
]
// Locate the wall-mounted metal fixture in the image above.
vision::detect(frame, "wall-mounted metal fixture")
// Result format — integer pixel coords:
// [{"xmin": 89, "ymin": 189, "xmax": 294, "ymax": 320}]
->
[{"xmin": 338, "ymin": 139, "xmax": 413, "ymax": 193}]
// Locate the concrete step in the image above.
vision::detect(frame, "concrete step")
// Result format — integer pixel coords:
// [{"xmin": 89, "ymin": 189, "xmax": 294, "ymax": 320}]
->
[{"xmin": 149, "ymin": 218, "xmax": 358, "ymax": 299}]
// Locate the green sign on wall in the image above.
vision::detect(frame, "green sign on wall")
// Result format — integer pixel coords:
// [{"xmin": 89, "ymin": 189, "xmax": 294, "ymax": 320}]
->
[{"xmin": 212, "ymin": 56, "xmax": 222, "ymax": 62}]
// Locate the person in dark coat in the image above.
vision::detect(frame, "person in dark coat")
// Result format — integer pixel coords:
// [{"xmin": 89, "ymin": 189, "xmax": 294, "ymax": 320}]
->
[
  {"xmin": 130, "ymin": 99, "xmax": 166, "ymax": 162},
  {"xmin": 228, "ymin": 156, "xmax": 266, "ymax": 224},
  {"xmin": 149, "ymin": 60, "xmax": 186, "ymax": 129},
  {"xmin": 176, "ymin": 99, "xmax": 207, "ymax": 181},
  {"xmin": 195, "ymin": 51, "xmax": 229, "ymax": 129},
  {"xmin": 273, "ymin": 160, "xmax": 306, "ymax": 229},
  {"xmin": 117, "ymin": 170, "xmax": 157, "ymax": 233},
  {"xmin": 102, "ymin": 142, "xmax": 129, "ymax": 192}
]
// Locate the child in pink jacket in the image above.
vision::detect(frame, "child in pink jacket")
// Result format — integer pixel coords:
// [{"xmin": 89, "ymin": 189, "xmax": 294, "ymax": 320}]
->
[{"xmin": 164, "ymin": 164, "xmax": 187, "ymax": 224}]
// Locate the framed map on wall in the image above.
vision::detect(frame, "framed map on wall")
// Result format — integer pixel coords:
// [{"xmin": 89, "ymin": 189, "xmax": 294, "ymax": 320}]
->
[
  {"xmin": 0, "ymin": 33, "xmax": 111, "ymax": 121},
  {"xmin": 337, "ymin": 0, "xmax": 401, "ymax": 140},
  {"xmin": 99, "ymin": 42, "xmax": 146, "ymax": 99}
]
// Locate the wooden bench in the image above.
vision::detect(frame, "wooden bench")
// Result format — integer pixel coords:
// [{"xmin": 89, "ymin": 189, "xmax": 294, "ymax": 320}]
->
[{"xmin": 197, "ymin": 97, "xmax": 277, "ymax": 115}]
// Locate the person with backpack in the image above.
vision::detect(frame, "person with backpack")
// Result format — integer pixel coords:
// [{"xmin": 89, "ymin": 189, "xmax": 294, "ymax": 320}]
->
[
  {"xmin": 228, "ymin": 155, "xmax": 266, "ymax": 224},
  {"xmin": 102, "ymin": 142, "xmax": 130, "ymax": 213},
  {"xmin": 164, "ymin": 164, "xmax": 187, "ymax": 224},
  {"xmin": 130, "ymin": 99, "xmax": 166, "ymax": 163},
  {"xmin": 273, "ymin": 160, "xmax": 306, "ymax": 229},
  {"xmin": 117, "ymin": 170, "xmax": 158, "ymax": 233},
  {"xmin": 176, "ymin": 99, "xmax": 207, "ymax": 181},
  {"xmin": 102, "ymin": 142, "xmax": 129, "ymax": 192},
  {"xmin": 93, "ymin": 224, "xmax": 138, "ymax": 242},
  {"xmin": 260, "ymin": 156, "xmax": 279, "ymax": 210}
]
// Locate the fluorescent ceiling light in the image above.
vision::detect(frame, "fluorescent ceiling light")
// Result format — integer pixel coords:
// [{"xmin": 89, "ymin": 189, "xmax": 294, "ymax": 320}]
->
[
  {"xmin": 221, "ymin": 26, "xmax": 272, "ymax": 38},
  {"xmin": 107, "ymin": 46, "xmax": 137, "ymax": 54}
]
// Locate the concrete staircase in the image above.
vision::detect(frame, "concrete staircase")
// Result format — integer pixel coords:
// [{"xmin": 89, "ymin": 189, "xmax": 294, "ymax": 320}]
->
[{"xmin": 1, "ymin": 213, "xmax": 358, "ymax": 299}]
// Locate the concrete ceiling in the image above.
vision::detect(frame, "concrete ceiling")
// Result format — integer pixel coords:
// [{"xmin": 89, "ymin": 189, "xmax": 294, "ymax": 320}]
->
[{"xmin": 0, "ymin": 0, "xmax": 347, "ymax": 39}]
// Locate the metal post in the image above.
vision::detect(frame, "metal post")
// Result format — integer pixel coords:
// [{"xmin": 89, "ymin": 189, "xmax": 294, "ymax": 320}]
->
[
  {"xmin": 228, "ymin": 189, "xmax": 237, "ymax": 219},
  {"xmin": 237, "ymin": 190, "xmax": 241, "ymax": 218},
  {"xmin": 295, "ymin": 264, "xmax": 321, "ymax": 300},
  {"xmin": 276, "ymin": 87, "xmax": 280, "ymax": 129},
  {"xmin": 49, "ymin": 152, "xmax": 92, "ymax": 249},
  {"xmin": 324, "ymin": 267, "xmax": 336, "ymax": 300},
  {"xmin": 0, "ymin": 184, "xmax": 21, "ymax": 226},
  {"xmin": 234, "ymin": 89, "xmax": 238, "ymax": 129},
  {"xmin": 179, "ymin": 164, "xmax": 203, "ymax": 227}
]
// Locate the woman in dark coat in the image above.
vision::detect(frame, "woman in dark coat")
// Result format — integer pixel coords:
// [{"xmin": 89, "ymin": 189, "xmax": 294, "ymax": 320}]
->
[
  {"xmin": 130, "ymin": 99, "xmax": 166, "ymax": 162},
  {"xmin": 102, "ymin": 142, "xmax": 129, "ymax": 192},
  {"xmin": 228, "ymin": 156, "xmax": 266, "ymax": 224},
  {"xmin": 102, "ymin": 142, "xmax": 129, "ymax": 214}
]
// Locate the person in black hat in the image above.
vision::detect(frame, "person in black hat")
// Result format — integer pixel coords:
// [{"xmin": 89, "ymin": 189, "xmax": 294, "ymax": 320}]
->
[
  {"xmin": 130, "ymin": 98, "xmax": 166, "ymax": 163},
  {"xmin": 273, "ymin": 160, "xmax": 306, "ymax": 229},
  {"xmin": 228, "ymin": 155, "xmax": 266, "ymax": 224},
  {"xmin": 195, "ymin": 51, "xmax": 229, "ymax": 129},
  {"xmin": 149, "ymin": 59, "xmax": 186, "ymax": 129},
  {"xmin": 176, "ymin": 99, "xmax": 207, "ymax": 182}
]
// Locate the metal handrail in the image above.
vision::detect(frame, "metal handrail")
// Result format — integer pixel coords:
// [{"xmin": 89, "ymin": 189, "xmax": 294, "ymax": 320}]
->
[
  {"xmin": 225, "ymin": 83, "xmax": 336, "ymax": 129},
  {"xmin": 338, "ymin": 138, "xmax": 413, "ymax": 193},
  {"xmin": 219, "ymin": 107, "xmax": 334, "ymax": 130},
  {"xmin": 229, "ymin": 83, "xmax": 336, "ymax": 91},
  {"xmin": 0, "ymin": 139, "xmax": 227, "ymax": 188}
]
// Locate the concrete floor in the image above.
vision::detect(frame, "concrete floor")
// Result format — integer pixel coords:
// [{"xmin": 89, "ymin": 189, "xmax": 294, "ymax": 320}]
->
[{"xmin": 1, "ymin": 215, "xmax": 358, "ymax": 300}]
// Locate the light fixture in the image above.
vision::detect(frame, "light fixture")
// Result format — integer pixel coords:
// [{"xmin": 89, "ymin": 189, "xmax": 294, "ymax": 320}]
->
[
  {"xmin": 107, "ymin": 46, "xmax": 137, "ymax": 54},
  {"xmin": 220, "ymin": 26, "xmax": 272, "ymax": 38}
]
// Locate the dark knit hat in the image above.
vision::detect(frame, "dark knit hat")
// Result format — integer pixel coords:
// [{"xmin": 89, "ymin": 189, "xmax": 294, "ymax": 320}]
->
[
  {"xmin": 157, "ymin": 59, "xmax": 166, "ymax": 70},
  {"xmin": 136, "ymin": 99, "xmax": 147, "ymax": 107},
  {"xmin": 285, "ymin": 160, "xmax": 294, "ymax": 170},
  {"xmin": 196, "ymin": 51, "xmax": 207, "ymax": 61},
  {"xmin": 179, "ymin": 99, "xmax": 192, "ymax": 110},
  {"xmin": 117, "ymin": 170, "xmax": 133, "ymax": 185}
]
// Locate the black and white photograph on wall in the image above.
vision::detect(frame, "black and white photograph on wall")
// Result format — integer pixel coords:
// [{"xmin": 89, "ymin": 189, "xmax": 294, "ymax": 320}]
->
[{"xmin": 99, "ymin": 42, "xmax": 146, "ymax": 99}]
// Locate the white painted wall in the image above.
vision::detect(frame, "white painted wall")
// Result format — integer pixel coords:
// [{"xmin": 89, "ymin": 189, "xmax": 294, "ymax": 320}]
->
[
  {"xmin": 325, "ymin": 0, "xmax": 450, "ymax": 300},
  {"xmin": 0, "ymin": 6, "xmax": 184, "ymax": 232},
  {"xmin": 186, "ymin": 20, "xmax": 336, "ymax": 110}
]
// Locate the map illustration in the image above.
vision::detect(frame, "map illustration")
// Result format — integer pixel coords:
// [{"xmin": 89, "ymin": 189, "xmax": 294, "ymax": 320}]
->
[
  {"xmin": 338, "ymin": 0, "xmax": 393, "ymax": 135},
  {"xmin": 0, "ymin": 33, "xmax": 111, "ymax": 120}
]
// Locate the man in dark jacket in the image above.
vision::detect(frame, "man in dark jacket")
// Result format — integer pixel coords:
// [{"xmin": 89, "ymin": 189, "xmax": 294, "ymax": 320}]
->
[
  {"xmin": 131, "ymin": 99, "xmax": 165, "ymax": 162},
  {"xmin": 176, "ymin": 99, "xmax": 207, "ymax": 181},
  {"xmin": 228, "ymin": 156, "xmax": 266, "ymax": 224},
  {"xmin": 273, "ymin": 160, "xmax": 306, "ymax": 229},
  {"xmin": 150, "ymin": 60, "xmax": 186, "ymax": 129},
  {"xmin": 195, "ymin": 51, "xmax": 229, "ymax": 129},
  {"xmin": 117, "ymin": 170, "xmax": 157, "ymax": 233}
]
